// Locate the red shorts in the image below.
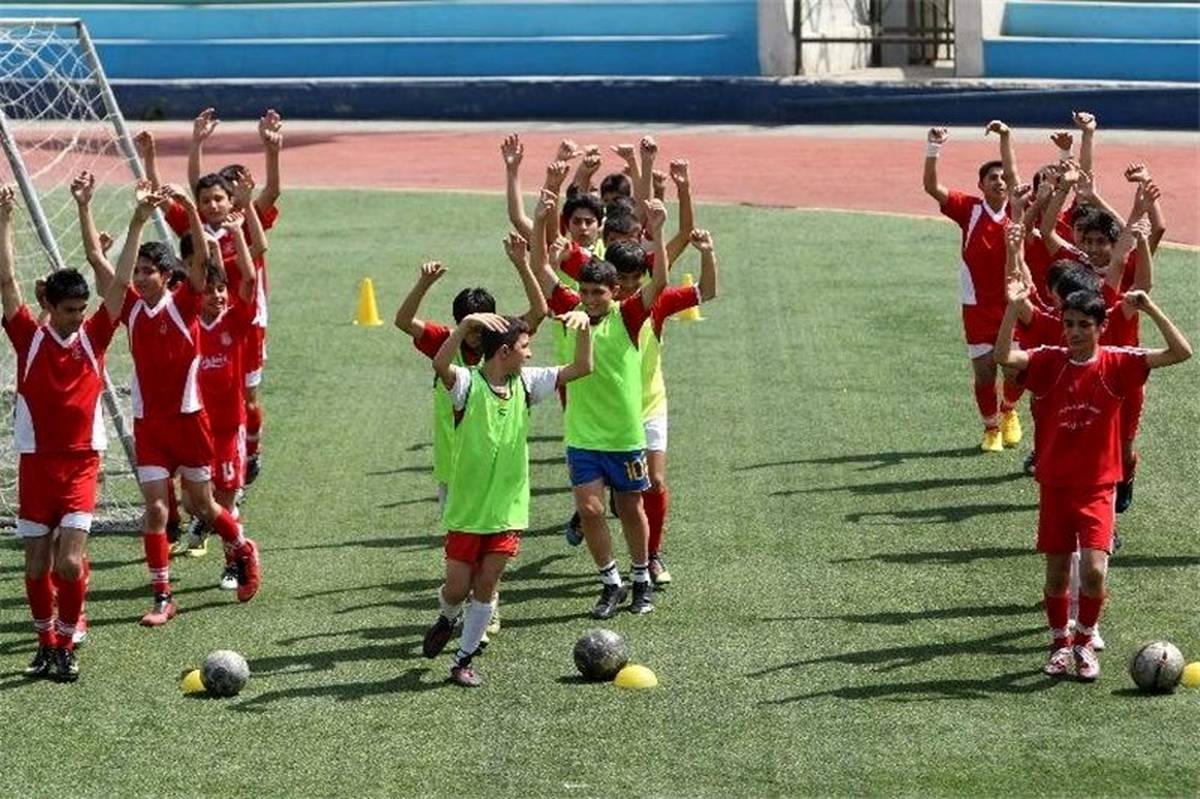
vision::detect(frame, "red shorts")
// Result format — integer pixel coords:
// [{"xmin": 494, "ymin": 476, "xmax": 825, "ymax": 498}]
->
[
  {"xmin": 134, "ymin": 411, "xmax": 214, "ymax": 484},
  {"xmin": 1036, "ymin": 484, "xmax": 1116, "ymax": 554},
  {"xmin": 243, "ymin": 326, "xmax": 265, "ymax": 388},
  {"xmin": 17, "ymin": 452, "xmax": 101, "ymax": 537},
  {"xmin": 444, "ymin": 530, "xmax": 521, "ymax": 565},
  {"xmin": 962, "ymin": 304, "xmax": 1005, "ymax": 348},
  {"xmin": 211, "ymin": 425, "xmax": 246, "ymax": 492}
]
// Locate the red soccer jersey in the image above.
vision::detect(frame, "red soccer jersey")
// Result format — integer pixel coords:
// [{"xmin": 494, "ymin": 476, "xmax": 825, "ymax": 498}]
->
[
  {"xmin": 548, "ymin": 284, "xmax": 650, "ymax": 343},
  {"xmin": 412, "ymin": 321, "xmax": 482, "ymax": 366},
  {"xmin": 120, "ymin": 284, "xmax": 204, "ymax": 419},
  {"xmin": 198, "ymin": 299, "xmax": 257, "ymax": 432},
  {"xmin": 1020, "ymin": 346, "xmax": 1149, "ymax": 487},
  {"xmin": 3, "ymin": 306, "xmax": 117, "ymax": 454},
  {"xmin": 1099, "ymin": 285, "xmax": 1139, "ymax": 347},
  {"xmin": 940, "ymin": 191, "xmax": 1011, "ymax": 310},
  {"xmin": 649, "ymin": 285, "xmax": 700, "ymax": 339}
]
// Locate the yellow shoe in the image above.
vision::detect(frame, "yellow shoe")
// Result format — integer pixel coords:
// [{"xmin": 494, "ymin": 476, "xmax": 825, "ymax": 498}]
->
[
  {"xmin": 1000, "ymin": 410, "xmax": 1022, "ymax": 447},
  {"xmin": 980, "ymin": 428, "xmax": 1003, "ymax": 452}
]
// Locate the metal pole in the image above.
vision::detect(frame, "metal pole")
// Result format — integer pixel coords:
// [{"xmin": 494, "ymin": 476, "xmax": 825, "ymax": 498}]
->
[{"xmin": 0, "ymin": 109, "xmax": 68, "ymax": 273}]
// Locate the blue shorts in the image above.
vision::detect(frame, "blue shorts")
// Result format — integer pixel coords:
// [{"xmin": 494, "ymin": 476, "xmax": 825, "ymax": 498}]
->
[{"xmin": 566, "ymin": 447, "xmax": 650, "ymax": 493}]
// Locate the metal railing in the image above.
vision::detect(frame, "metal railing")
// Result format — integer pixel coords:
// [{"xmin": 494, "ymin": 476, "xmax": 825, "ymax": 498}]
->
[{"xmin": 793, "ymin": 0, "xmax": 955, "ymax": 74}]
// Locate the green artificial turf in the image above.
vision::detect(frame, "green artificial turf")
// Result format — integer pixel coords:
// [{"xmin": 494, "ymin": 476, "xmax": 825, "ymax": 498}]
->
[{"xmin": 1, "ymin": 190, "xmax": 1197, "ymax": 798}]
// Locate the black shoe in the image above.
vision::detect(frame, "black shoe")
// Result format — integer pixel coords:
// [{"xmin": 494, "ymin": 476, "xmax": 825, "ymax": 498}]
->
[
  {"xmin": 449, "ymin": 662, "xmax": 482, "ymax": 687},
  {"xmin": 54, "ymin": 647, "xmax": 79, "ymax": 683},
  {"xmin": 25, "ymin": 645, "xmax": 55, "ymax": 678},
  {"xmin": 1023, "ymin": 451, "xmax": 1037, "ymax": 477},
  {"xmin": 166, "ymin": 519, "xmax": 182, "ymax": 544},
  {"xmin": 245, "ymin": 455, "xmax": 261, "ymax": 486},
  {"xmin": 1115, "ymin": 478, "xmax": 1134, "ymax": 514},
  {"xmin": 608, "ymin": 490, "xmax": 618, "ymax": 518},
  {"xmin": 590, "ymin": 583, "xmax": 628, "ymax": 620},
  {"xmin": 1113, "ymin": 532, "xmax": 1123, "ymax": 552},
  {"xmin": 630, "ymin": 580, "xmax": 655, "ymax": 615},
  {"xmin": 422, "ymin": 614, "xmax": 455, "ymax": 659}
]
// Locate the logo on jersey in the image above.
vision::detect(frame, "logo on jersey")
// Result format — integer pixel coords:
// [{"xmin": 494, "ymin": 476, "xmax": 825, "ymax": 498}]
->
[{"xmin": 220, "ymin": 332, "xmax": 233, "ymax": 347}]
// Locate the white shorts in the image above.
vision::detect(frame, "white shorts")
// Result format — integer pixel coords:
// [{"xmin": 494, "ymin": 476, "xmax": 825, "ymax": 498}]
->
[
  {"xmin": 16, "ymin": 512, "xmax": 92, "ymax": 538},
  {"xmin": 967, "ymin": 339, "xmax": 1020, "ymax": 360},
  {"xmin": 643, "ymin": 415, "xmax": 668, "ymax": 453}
]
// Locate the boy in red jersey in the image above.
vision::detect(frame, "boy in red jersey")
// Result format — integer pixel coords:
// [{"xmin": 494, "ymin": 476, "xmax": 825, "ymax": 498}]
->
[
  {"xmin": 995, "ymin": 284, "xmax": 1191, "ymax": 681},
  {"xmin": 923, "ymin": 126, "xmax": 1024, "ymax": 452},
  {"xmin": 94, "ymin": 185, "xmax": 262, "ymax": 625},
  {"xmin": 1, "ymin": 187, "xmax": 116, "ymax": 682}
]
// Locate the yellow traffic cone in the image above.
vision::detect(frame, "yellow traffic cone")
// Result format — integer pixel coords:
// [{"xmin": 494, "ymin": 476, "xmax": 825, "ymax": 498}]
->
[
  {"xmin": 677, "ymin": 273, "xmax": 704, "ymax": 322},
  {"xmin": 354, "ymin": 278, "xmax": 383, "ymax": 326}
]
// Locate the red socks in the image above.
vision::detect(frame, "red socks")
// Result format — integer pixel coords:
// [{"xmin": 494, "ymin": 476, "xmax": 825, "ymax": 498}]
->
[
  {"xmin": 643, "ymin": 487, "xmax": 669, "ymax": 558},
  {"xmin": 143, "ymin": 532, "xmax": 171, "ymax": 594},
  {"xmin": 246, "ymin": 405, "xmax": 263, "ymax": 459},
  {"xmin": 1073, "ymin": 593, "xmax": 1106, "ymax": 648},
  {"xmin": 1000, "ymin": 379, "xmax": 1024, "ymax": 413},
  {"xmin": 54, "ymin": 576, "xmax": 86, "ymax": 651},
  {"xmin": 212, "ymin": 508, "xmax": 246, "ymax": 548},
  {"xmin": 1044, "ymin": 592, "xmax": 1070, "ymax": 649},
  {"xmin": 25, "ymin": 574, "xmax": 56, "ymax": 647},
  {"xmin": 973, "ymin": 382, "xmax": 999, "ymax": 428}
]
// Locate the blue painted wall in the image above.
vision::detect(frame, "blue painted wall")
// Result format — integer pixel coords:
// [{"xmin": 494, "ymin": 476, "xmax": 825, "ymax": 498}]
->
[
  {"xmin": 1004, "ymin": 1, "xmax": 1200, "ymax": 40},
  {"xmin": 1, "ymin": 1, "xmax": 761, "ymax": 78}
]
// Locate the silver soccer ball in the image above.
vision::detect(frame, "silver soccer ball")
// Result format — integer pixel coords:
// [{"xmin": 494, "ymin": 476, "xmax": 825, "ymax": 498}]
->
[
  {"xmin": 1128, "ymin": 641, "xmax": 1185, "ymax": 693},
  {"xmin": 201, "ymin": 649, "xmax": 250, "ymax": 697},
  {"xmin": 573, "ymin": 629, "xmax": 629, "ymax": 681}
]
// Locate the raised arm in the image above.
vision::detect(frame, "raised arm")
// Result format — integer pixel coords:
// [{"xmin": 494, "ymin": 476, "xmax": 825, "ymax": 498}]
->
[
  {"xmin": 432, "ymin": 313, "xmax": 508, "ymax": 390},
  {"xmin": 134, "ymin": 130, "xmax": 161, "ymax": 190},
  {"xmin": 0, "ymin": 186, "xmax": 22, "ymax": 321},
  {"xmin": 571, "ymin": 145, "xmax": 602, "ymax": 196},
  {"xmin": 255, "ymin": 109, "xmax": 283, "ymax": 212},
  {"xmin": 923, "ymin": 127, "xmax": 950, "ymax": 205},
  {"xmin": 72, "ymin": 171, "xmax": 114, "ymax": 295},
  {"xmin": 1129, "ymin": 219, "xmax": 1154, "ymax": 293},
  {"xmin": 1126, "ymin": 164, "xmax": 1166, "ymax": 252},
  {"xmin": 231, "ymin": 168, "xmax": 269, "ymax": 258},
  {"xmin": 541, "ymin": 160, "xmax": 570, "ymax": 250},
  {"xmin": 1049, "ymin": 130, "xmax": 1074, "ymax": 163},
  {"xmin": 995, "ymin": 287, "xmax": 1031, "ymax": 371},
  {"xmin": 986, "ymin": 120, "xmax": 1021, "ymax": 189},
  {"xmin": 501, "ymin": 133, "xmax": 534, "ymax": 240},
  {"xmin": 1073, "ymin": 111, "xmax": 1096, "ymax": 176},
  {"xmin": 1039, "ymin": 163, "xmax": 1078, "ymax": 256},
  {"xmin": 1125, "ymin": 292, "xmax": 1192, "ymax": 369},
  {"xmin": 1004, "ymin": 223, "xmax": 1034, "ymax": 324},
  {"xmin": 1075, "ymin": 169, "xmax": 1125, "ymax": 228},
  {"xmin": 557, "ymin": 310, "xmax": 594, "ymax": 384},
  {"xmin": 189, "ymin": 107, "xmax": 218, "ymax": 195},
  {"xmin": 690, "ymin": 228, "xmax": 718, "ymax": 302},
  {"xmin": 638, "ymin": 198, "xmax": 668, "ymax": 310},
  {"xmin": 611, "ymin": 143, "xmax": 641, "ymax": 195},
  {"xmin": 636, "ymin": 136, "xmax": 658, "ymax": 210},
  {"xmin": 503, "ymin": 231, "xmax": 548, "ymax": 332},
  {"xmin": 223, "ymin": 211, "xmax": 257, "ymax": 304},
  {"xmin": 664, "ymin": 159, "xmax": 693, "ymax": 265},
  {"xmin": 394, "ymin": 261, "xmax": 446, "ymax": 339},
  {"xmin": 104, "ymin": 186, "xmax": 162, "ymax": 320},
  {"xmin": 530, "ymin": 190, "xmax": 561, "ymax": 299}
]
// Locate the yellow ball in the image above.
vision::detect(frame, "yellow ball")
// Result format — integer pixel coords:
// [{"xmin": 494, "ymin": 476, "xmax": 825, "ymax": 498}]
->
[
  {"xmin": 1181, "ymin": 662, "xmax": 1200, "ymax": 689},
  {"xmin": 179, "ymin": 668, "xmax": 205, "ymax": 694},
  {"xmin": 614, "ymin": 664, "xmax": 658, "ymax": 689}
]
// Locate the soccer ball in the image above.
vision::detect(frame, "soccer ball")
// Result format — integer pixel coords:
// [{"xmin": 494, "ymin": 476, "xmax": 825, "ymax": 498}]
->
[
  {"xmin": 201, "ymin": 650, "xmax": 250, "ymax": 697},
  {"xmin": 573, "ymin": 628, "xmax": 629, "ymax": 681},
  {"xmin": 1128, "ymin": 641, "xmax": 1185, "ymax": 693}
]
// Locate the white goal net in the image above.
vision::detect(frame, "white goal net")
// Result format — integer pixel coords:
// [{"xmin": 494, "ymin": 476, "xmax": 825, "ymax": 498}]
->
[{"xmin": 0, "ymin": 19, "xmax": 167, "ymax": 531}]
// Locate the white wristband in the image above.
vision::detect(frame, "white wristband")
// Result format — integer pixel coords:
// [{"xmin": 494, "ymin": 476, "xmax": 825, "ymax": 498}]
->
[
  {"xmin": 926, "ymin": 141, "xmax": 943, "ymax": 158},
  {"xmin": 1058, "ymin": 147, "xmax": 1072, "ymax": 160}
]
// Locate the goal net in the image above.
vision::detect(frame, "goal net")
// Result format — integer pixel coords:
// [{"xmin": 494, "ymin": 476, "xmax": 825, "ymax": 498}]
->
[{"xmin": 0, "ymin": 18, "xmax": 168, "ymax": 531}]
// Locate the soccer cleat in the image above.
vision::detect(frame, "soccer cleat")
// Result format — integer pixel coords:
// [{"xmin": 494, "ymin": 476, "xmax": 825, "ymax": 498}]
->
[
  {"xmin": 422, "ymin": 615, "xmax": 455, "ymax": 659},
  {"xmin": 590, "ymin": 583, "xmax": 628, "ymax": 620},
  {"xmin": 563, "ymin": 512, "xmax": 583, "ymax": 547},
  {"xmin": 1112, "ymin": 532, "xmax": 1123, "ymax": 552},
  {"xmin": 54, "ymin": 647, "xmax": 79, "ymax": 683},
  {"xmin": 629, "ymin": 581, "xmax": 655, "ymax": 615},
  {"xmin": 980, "ymin": 428, "xmax": 1003, "ymax": 452},
  {"xmin": 1043, "ymin": 646, "xmax": 1073, "ymax": 677},
  {"xmin": 649, "ymin": 554, "xmax": 672, "ymax": 586},
  {"xmin": 234, "ymin": 539, "xmax": 261, "ymax": 603},
  {"xmin": 1023, "ymin": 450, "xmax": 1038, "ymax": 477},
  {"xmin": 219, "ymin": 564, "xmax": 239, "ymax": 591},
  {"xmin": 486, "ymin": 603, "xmax": 501, "ymax": 636},
  {"xmin": 1073, "ymin": 645, "xmax": 1100, "ymax": 681},
  {"xmin": 449, "ymin": 663, "xmax": 483, "ymax": 688},
  {"xmin": 168, "ymin": 536, "xmax": 190, "ymax": 558},
  {"xmin": 1000, "ymin": 410, "xmax": 1022, "ymax": 447},
  {"xmin": 1092, "ymin": 628, "xmax": 1106, "ymax": 652},
  {"xmin": 140, "ymin": 593, "xmax": 177, "ymax": 627},
  {"xmin": 1115, "ymin": 477, "xmax": 1135, "ymax": 514},
  {"xmin": 72, "ymin": 612, "xmax": 88, "ymax": 648},
  {"xmin": 25, "ymin": 645, "xmax": 56, "ymax": 678},
  {"xmin": 245, "ymin": 455, "xmax": 261, "ymax": 486},
  {"xmin": 166, "ymin": 518, "xmax": 182, "ymax": 545},
  {"xmin": 185, "ymin": 518, "xmax": 210, "ymax": 557}
]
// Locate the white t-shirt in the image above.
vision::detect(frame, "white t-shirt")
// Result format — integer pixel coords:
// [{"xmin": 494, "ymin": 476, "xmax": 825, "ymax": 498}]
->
[{"xmin": 447, "ymin": 365, "xmax": 562, "ymax": 411}]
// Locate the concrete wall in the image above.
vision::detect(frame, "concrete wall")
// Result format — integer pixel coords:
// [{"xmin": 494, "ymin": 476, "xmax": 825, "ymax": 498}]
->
[{"xmin": 794, "ymin": 0, "xmax": 872, "ymax": 74}]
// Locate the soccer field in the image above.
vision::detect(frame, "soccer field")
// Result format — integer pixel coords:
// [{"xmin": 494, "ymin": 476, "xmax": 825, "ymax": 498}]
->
[{"xmin": 2, "ymin": 189, "xmax": 1198, "ymax": 797}]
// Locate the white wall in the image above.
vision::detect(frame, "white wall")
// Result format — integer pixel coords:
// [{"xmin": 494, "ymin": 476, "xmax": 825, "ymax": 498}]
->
[{"xmin": 759, "ymin": 0, "xmax": 872, "ymax": 76}]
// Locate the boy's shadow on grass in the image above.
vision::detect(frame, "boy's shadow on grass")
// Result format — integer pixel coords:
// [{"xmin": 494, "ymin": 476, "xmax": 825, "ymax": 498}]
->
[
  {"xmin": 844, "ymin": 502, "xmax": 1036, "ymax": 525},
  {"xmin": 268, "ymin": 532, "xmax": 439, "ymax": 554},
  {"xmin": 780, "ymin": 600, "xmax": 1041, "ymax": 627},
  {"xmin": 738, "ymin": 447, "xmax": 980, "ymax": 473},
  {"xmin": 831, "ymin": 546, "xmax": 1032, "ymax": 566},
  {"xmin": 772, "ymin": 471, "xmax": 1025, "ymax": 498},
  {"xmin": 232, "ymin": 667, "xmax": 443, "ymax": 712},
  {"xmin": 763, "ymin": 668, "xmax": 1060, "ymax": 704}
]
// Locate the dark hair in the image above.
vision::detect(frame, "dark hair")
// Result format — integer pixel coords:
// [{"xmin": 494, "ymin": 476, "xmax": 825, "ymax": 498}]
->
[
  {"xmin": 1032, "ymin": 164, "xmax": 1057, "ymax": 192},
  {"xmin": 600, "ymin": 172, "xmax": 632, "ymax": 199},
  {"xmin": 1046, "ymin": 260, "xmax": 1101, "ymax": 298},
  {"xmin": 1062, "ymin": 289, "xmax": 1106, "ymax": 325},
  {"xmin": 195, "ymin": 172, "xmax": 234, "ymax": 199},
  {"xmin": 605, "ymin": 196, "xmax": 637, "ymax": 218},
  {"xmin": 578, "ymin": 258, "xmax": 618, "ymax": 287},
  {"xmin": 218, "ymin": 164, "xmax": 247, "ymax": 185},
  {"xmin": 43, "ymin": 268, "xmax": 90, "ymax": 306},
  {"xmin": 606, "ymin": 240, "xmax": 648, "ymax": 275},
  {"xmin": 452, "ymin": 287, "xmax": 496, "ymax": 324},
  {"xmin": 138, "ymin": 241, "xmax": 180, "ymax": 275},
  {"xmin": 480, "ymin": 315, "xmax": 531, "ymax": 360},
  {"xmin": 562, "ymin": 193, "xmax": 604, "ymax": 226},
  {"xmin": 1076, "ymin": 208, "xmax": 1120, "ymax": 243},
  {"xmin": 1069, "ymin": 203, "xmax": 1093, "ymax": 225},
  {"xmin": 978, "ymin": 160, "xmax": 1004, "ymax": 182},
  {"xmin": 603, "ymin": 211, "xmax": 641, "ymax": 242},
  {"xmin": 204, "ymin": 262, "xmax": 227, "ymax": 288}
]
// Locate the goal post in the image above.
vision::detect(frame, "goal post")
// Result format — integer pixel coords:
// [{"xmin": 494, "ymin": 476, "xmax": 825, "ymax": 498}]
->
[{"xmin": 0, "ymin": 18, "xmax": 174, "ymax": 530}]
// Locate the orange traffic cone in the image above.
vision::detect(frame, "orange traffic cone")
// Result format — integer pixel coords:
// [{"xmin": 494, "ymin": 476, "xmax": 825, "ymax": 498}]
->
[
  {"xmin": 677, "ymin": 273, "xmax": 704, "ymax": 322},
  {"xmin": 354, "ymin": 278, "xmax": 383, "ymax": 326}
]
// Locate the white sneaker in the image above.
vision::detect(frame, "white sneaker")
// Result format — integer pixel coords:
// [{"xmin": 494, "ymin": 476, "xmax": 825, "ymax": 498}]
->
[
  {"xmin": 1091, "ymin": 628, "xmax": 1106, "ymax": 651},
  {"xmin": 219, "ymin": 564, "xmax": 238, "ymax": 591},
  {"xmin": 1043, "ymin": 646, "xmax": 1073, "ymax": 677},
  {"xmin": 1074, "ymin": 645, "xmax": 1100, "ymax": 681}
]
